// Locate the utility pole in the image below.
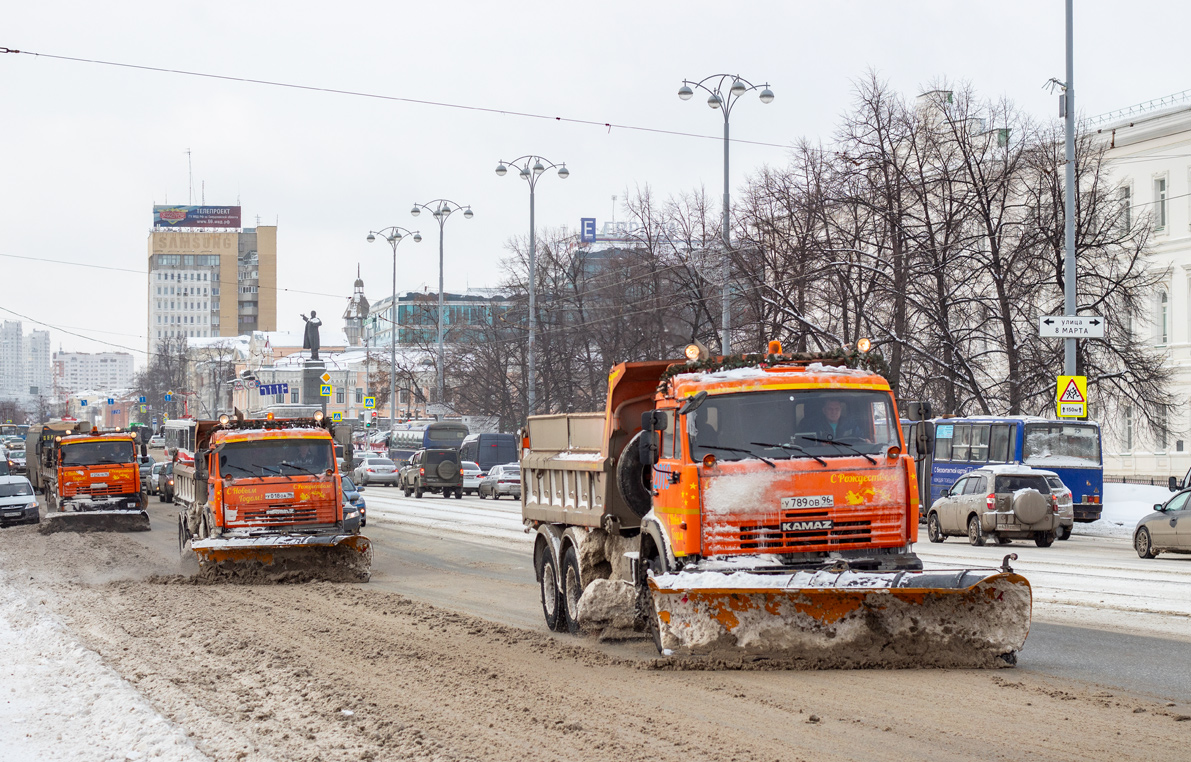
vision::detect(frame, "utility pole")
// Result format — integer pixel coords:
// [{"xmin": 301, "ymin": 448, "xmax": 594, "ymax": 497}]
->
[{"xmin": 1063, "ymin": 0, "xmax": 1077, "ymax": 376}]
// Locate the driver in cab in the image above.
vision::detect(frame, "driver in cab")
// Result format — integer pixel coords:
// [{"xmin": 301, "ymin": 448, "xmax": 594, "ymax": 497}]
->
[{"xmin": 809, "ymin": 399, "xmax": 865, "ymax": 442}]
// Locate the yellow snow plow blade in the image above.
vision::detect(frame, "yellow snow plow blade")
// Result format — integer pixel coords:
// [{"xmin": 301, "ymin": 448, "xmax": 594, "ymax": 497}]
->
[
  {"xmin": 649, "ymin": 566, "xmax": 1031, "ymax": 668},
  {"xmin": 39, "ymin": 509, "xmax": 151, "ymax": 534},
  {"xmin": 190, "ymin": 534, "xmax": 372, "ymax": 583}
]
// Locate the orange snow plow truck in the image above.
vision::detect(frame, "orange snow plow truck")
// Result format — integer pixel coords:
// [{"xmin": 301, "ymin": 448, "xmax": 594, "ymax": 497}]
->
[
  {"xmin": 521, "ymin": 342, "xmax": 1032, "ymax": 668},
  {"xmin": 172, "ymin": 412, "xmax": 371, "ymax": 582}
]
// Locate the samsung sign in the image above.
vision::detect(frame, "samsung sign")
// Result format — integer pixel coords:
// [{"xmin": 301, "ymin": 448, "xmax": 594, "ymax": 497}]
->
[{"xmin": 153, "ymin": 206, "xmax": 242, "ymax": 229}]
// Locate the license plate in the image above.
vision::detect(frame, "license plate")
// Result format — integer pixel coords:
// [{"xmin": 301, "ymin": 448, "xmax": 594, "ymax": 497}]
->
[
  {"xmin": 91, "ymin": 472, "xmax": 110, "ymax": 477},
  {"xmin": 781, "ymin": 519, "xmax": 834, "ymax": 532},
  {"xmin": 781, "ymin": 495, "xmax": 834, "ymax": 510},
  {"xmin": 3, "ymin": 511, "xmax": 21, "ymax": 518},
  {"xmin": 264, "ymin": 492, "xmax": 294, "ymax": 500},
  {"xmin": 91, "ymin": 483, "xmax": 108, "ymax": 488}
]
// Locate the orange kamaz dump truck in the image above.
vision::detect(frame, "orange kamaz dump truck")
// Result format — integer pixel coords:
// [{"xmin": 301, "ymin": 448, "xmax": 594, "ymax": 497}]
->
[
  {"xmin": 171, "ymin": 412, "xmax": 371, "ymax": 581},
  {"xmin": 521, "ymin": 342, "xmax": 1032, "ymax": 667},
  {"xmin": 30, "ymin": 423, "xmax": 150, "ymax": 533}
]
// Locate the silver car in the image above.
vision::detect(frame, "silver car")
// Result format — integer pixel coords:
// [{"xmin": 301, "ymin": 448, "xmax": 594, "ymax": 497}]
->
[
  {"xmin": 926, "ymin": 465, "xmax": 1063, "ymax": 547},
  {"xmin": 461, "ymin": 460, "xmax": 482, "ymax": 495},
  {"xmin": 353, "ymin": 457, "xmax": 400, "ymax": 487},
  {"xmin": 1134, "ymin": 488, "xmax": 1191, "ymax": 558},
  {"xmin": 1043, "ymin": 475, "xmax": 1075, "ymax": 540},
  {"xmin": 478, "ymin": 464, "xmax": 521, "ymax": 500}
]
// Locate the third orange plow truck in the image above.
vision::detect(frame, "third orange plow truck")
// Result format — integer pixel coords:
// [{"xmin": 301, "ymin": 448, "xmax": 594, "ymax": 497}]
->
[{"xmin": 520, "ymin": 341, "xmax": 1031, "ymax": 667}]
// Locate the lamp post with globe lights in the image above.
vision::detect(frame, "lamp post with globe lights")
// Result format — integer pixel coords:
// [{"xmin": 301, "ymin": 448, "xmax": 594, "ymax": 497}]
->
[
  {"xmin": 410, "ymin": 199, "xmax": 473, "ymax": 411},
  {"xmin": 366, "ymin": 226, "xmax": 422, "ymax": 433},
  {"xmin": 677, "ymin": 74, "xmax": 774, "ymax": 354},
  {"xmin": 494, "ymin": 155, "xmax": 569, "ymax": 416}
]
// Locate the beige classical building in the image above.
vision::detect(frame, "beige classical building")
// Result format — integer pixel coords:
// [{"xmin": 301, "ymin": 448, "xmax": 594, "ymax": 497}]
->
[{"xmin": 146, "ymin": 220, "xmax": 277, "ymax": 352}]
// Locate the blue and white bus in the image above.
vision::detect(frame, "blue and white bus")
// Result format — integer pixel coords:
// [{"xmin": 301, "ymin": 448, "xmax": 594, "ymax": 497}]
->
[{"xmin": 913, "ymin": 416, "xmax": 1103, "ymax": 523}]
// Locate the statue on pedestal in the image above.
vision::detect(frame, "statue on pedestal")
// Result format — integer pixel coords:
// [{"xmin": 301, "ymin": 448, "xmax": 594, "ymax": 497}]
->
[{"xmin": 301, "ymin": 311, "xmax": 322, "ymax": 361}]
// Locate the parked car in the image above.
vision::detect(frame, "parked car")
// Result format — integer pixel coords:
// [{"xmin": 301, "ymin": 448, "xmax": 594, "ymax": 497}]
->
[
  {"xmin": 401, "ymin": 449, "xmax": 463, "ymax": 499},
  {"xmin": 1134, "ymin": 488, "xmax": 1191, "ymax": 558},
  {"xmin": 354, "ymin": 457, "xmax": 400, "ymax": 487},
  {"xmin": 926, "ymin": 465, "xmax": 1062, "ymax": 547},
  {"xmin": 478, "ymin": 464, "xmax": 522, "ymax": 501},
  {"xmin": 461, "ymin": 460, "xmax": 482, "ymax": 495},
  {"xmin": 1043, "ymin": 474, "xmax": 1075, "ymax": 541},
  {"xmin": 0, "ymin": 476, "xmax": 39, "ymax": 527},
  {"xmin": 137, "ymin": 455, "xmax": 155, "ymax": 492},
  {"xmin": 148, "ymin": 434, "xmax": 165, "ymax": 449},
  {"xmin": 341, "ymin": 475, "xmax": 366, "ymax": 533},
  {"xmin": 147, "ymin": 462, "xmax": 167, "ymax": 495},
  {"xmin": 158, "ymin": 463, "xmax": 175, "ymax": 503}
]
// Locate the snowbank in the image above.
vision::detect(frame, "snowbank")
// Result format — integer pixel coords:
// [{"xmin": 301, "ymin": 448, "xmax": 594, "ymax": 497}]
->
[
  {"xmin": 0, "ymin": 569, "xmax": 208, "ymax": 762},
  {"xmin": 1076, "ymin": 482, "xmax": 1169, "ymax": 538}
]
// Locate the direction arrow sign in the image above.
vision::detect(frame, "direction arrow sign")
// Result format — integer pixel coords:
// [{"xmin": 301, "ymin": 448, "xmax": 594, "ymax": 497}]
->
[
  {"xmin": 138, "ymin": 396, "xmax": 147, "ymax": 404},
  {"xmin": 107, "ymin": 398, "xmax": 114, "ymax": 405},
  {"xmin": 1038, "ymin": 315, "xmax": 1105, "ymax": 338}
]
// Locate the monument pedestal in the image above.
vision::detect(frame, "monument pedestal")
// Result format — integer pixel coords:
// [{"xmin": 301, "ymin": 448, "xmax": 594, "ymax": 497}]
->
[{"xmin": 302, "ymin": 360, "xmax": 328, "ymax": 415}]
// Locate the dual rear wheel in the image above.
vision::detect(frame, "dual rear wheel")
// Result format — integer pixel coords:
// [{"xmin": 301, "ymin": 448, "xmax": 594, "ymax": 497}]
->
[{"xmin": 535, "ymin": 545, "xmax": 586, "ymax": 636}]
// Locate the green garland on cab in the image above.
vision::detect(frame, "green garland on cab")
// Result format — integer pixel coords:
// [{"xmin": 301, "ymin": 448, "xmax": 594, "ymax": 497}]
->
[{"xmin": 657, "ymin": 345, "xmax": 890, "ymax": 392}]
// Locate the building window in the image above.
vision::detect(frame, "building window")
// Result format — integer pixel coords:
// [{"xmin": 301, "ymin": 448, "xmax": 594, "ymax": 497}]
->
[
  {"xmin": 336, "ymin": 390, "xmax": 345, "ymax": 404},
  {"xmin": 1154, "ymin": 176, "xmax": 1168, "ymax": 230},
  {"xmin": 291, "ymin": 389, "xmax": 299, "ymax": 403},
  {"xmin": 1119, "ymin": 185, "xmax": 1132, "ymax": 234},
  {"xmin": 1158, "ymin": 291, "xmax": 1169, "ymax": 345},
  {"xmin": 355, "ymin": 388, "xmax": 363, "ymax": 403},
  {"xmin": 1125, "ymin": 406, "xmax": 1134, "ymax": 452}
]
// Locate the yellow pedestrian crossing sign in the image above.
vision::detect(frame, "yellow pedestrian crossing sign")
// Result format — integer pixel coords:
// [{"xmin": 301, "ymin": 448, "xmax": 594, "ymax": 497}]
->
[
  {"xmin": 364, "ymin": 397, "xmax": 376, "ymax": 409},
  {"xmin": 320, "ymin": 384, "xmax": 332, "ymax": 397},
  {"xmin": 1056, "ymin": 375, "xmax": 1087, "ymax": 418},
  {"xmin": 331, "ymin": 411, "xmax": 343, "ymax": 422}
]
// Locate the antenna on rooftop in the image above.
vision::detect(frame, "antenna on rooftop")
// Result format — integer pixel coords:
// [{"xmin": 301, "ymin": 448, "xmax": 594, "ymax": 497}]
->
[
  {"xmin": 611, "ymin": 195, "xmax": 617, "ymax": 224},
  {"xmin": 186, "ymin": 148, "xmax": 194, "ymax": 205}
]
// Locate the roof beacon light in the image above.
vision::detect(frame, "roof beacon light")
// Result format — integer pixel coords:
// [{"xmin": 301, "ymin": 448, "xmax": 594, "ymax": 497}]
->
[
  {"xmin": 684, "ymin": 344, "xmax": 702, "ymax": 362},
  {"xmin": 313, "ymin": 410, "xmax": 325, "ymax": 422},
  {"xmin": 218, "ymin": 414, "xmax": 231, "ymax": 426},
  {"xmin": 266, "ymin": 412, "xmax": 275, "ymax": 420},
  {"xmin": 767, "ymin": 340, "xmax": 783, "ymax": 356},
  {"xmin": 856, "ymin": 337, "xmax": 872, "ymax": 353}
]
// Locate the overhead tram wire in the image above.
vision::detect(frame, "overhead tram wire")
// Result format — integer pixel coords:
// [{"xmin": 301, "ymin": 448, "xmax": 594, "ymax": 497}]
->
[{"xmin": 0, "ymin": 46, "xmax": 789, "ymax": 151}]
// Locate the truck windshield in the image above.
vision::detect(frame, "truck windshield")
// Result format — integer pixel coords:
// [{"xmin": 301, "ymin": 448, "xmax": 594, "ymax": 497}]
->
[
  {"xmin": 60, "ymin": 441, "xmax": 135, "ymax": 466},
  {"xmin": 217, "ymin": 439, "xmax": 334, "ymax": 479},
  {"xmin": 1023, "ymin": 423, "xmax": 1100, "ymax": 467},
  {"xmin": 686, "ymin": 389, "xmax": 899, "ymax": 463}
]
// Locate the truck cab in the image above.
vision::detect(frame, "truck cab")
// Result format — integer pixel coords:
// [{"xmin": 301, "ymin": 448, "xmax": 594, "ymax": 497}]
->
[{"xmin": 49, "ymin": 432, "xmax": 143, "ymax": 512}]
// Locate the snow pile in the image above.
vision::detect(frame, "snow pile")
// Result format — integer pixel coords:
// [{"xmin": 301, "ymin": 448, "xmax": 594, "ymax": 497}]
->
[
  {"xmin": 1078, "ymin": 482, "xmax": 1169, "ymax": 538},
  {"xmin": 0, "ymin": 569, "xmax": 208, "ymax": 762},
  {"xmin": 551, "ymin": 451, "xmax": 605, "ymax": 463}
]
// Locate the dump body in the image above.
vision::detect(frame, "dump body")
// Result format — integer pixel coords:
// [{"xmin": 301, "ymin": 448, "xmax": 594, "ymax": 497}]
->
[
  {"xmin": 521, "ymin": 352, "xmax": 1032, "ymax": 666},
  {"xmin": 174, "ymin": 416, "xmax": 370, "ymax": 582}
]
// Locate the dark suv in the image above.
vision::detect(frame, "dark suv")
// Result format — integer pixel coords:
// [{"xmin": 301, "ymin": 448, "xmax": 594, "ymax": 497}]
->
[{"xmin": 401, "ymin": 449, "xmax": 463, "ymax": 499}]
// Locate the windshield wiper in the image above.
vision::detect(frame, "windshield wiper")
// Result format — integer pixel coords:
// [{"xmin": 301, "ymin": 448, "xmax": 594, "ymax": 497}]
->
[
  {"xmin": 221, "ymin": 463, "xmax": 259, "ymax": 478},
  {"xmin": 749, "ymin": 441, "xmax": 828, "ymax": 467},
  {"xmin": 279, "ymin": 461, "xmax": 319, "ymax": 477},
  {"xmin": 698, "ymin": 445, "xmax": 775, "ymax": 468},
  {"xmin": 251, "ymin": 462, "xmax": 295, "ymax": 482},
  {"xmin": 796, "ymin": 435, "xmax": 877, "ymax": 465}
]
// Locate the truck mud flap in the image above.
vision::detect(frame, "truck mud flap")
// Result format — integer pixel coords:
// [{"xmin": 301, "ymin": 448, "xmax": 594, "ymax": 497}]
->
[
  {"xmin": 648, "ymin": 569, "xmax": 1031, "ymax": 669},
  {"xmin": 39, "ymin": 510, "xmax": 152, "ymax": 534},
  {"xmin": 189, "ymin": 534, "xmax": 372, "ymax": 584}
]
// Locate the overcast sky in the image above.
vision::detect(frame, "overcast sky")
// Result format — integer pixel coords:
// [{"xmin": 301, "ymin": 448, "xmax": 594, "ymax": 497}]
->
[{"xmin": 4, "ymin": 1, "xmax": 1188, "ymax": 367}]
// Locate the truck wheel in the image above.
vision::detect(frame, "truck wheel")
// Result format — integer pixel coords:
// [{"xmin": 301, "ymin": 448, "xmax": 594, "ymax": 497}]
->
[
  {"xmin": 927, "ymin": 513, "xmax": 944, "ymax": 543},
  {"xmin": 536, "ymin": 546, "xmax": 565, "ymax": 632},
  {"xmin": 617, "ymin": 432, "xmax": 653, "ymax": 518},
  {"xmin": 967, "ymin": 515, "xmax": 985, "ymax": 546},
  {"xmin": 562, "ymin": 546, "xmax": 584, "ymax": 635}
]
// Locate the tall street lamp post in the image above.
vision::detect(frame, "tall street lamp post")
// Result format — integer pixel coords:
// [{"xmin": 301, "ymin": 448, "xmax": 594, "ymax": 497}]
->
[
  {"xmin": 677, "ymin": 74, "xmax": 774, "ymax": 354},
  {"xmin": 494, "ymin": 156, "xmax": 569, "ymax": 416},
  {"xmin": 367, "ymin": 226, "xmax": 422, "ymax": 433},
  {"xmin": 410, "ymin": 199, "xmax": 473, "ymax": 410}
]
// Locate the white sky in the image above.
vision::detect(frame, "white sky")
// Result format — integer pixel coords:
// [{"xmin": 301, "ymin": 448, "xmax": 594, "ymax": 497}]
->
[{"xmin": 3, "ymin": 1, "xmax": 1188, "ymax": 368}]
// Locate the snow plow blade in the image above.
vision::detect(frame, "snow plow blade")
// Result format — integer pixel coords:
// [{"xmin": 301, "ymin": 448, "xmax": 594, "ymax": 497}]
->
[
  {"xmin": 649, "ymin": 567, "xmax": 1031, "ymax": 669},
  {"xmin": 39, "ymin": 509, "xmax": 151, "ymax": 534},
  {"xmin": 190, "ymin": 534, "xmax": 372, "ymax": 583}
]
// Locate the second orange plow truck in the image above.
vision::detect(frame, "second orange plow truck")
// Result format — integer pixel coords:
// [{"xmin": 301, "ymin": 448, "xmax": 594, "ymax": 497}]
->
[
  {"xmin": 520, "ymin": 341, "xmax": 1032, "ymax": 667},
  {"xmin": 171, "ymin": 411, "xmax": 371, "ymax": 582}
]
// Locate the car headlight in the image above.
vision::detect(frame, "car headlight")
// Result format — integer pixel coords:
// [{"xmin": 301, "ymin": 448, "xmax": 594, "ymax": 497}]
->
[{"xmin": 26, "ymin": 502, "xmax": 38, "ymax": 510}]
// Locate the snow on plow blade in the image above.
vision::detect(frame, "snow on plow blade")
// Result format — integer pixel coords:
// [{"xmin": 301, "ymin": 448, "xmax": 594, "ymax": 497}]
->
[
  {"xmin": 39, "ymin": 509, "xmax": 151, "ymax": 534},
  {"xmin": 190, "ymin": 534, "xmax": 372, "ymax": 583},
  {"xmin": 649, "ymin": 567, "xmax": 1032, "ymax": 669}
]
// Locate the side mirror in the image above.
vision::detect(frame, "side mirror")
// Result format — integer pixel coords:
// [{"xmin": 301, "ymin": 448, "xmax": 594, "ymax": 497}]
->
[
  {"xmin": 678, "ymin": 391, "xmax": 708, "ymax": 416},
  {"xmin": 1154, "ymin": 503, "xmax": 1165, "ymax": 512},
  {"xmin": 640, "ymin": 410, "xmax": 668, "ymax": 432},
  {"xmin": 638, "ymin": 431, "xmax": 658, "ymax": 466},
  {"xmin": 1169, "ymin": 476, "xmax": 1179, "ymax": 492},
  {"xmin": 903, "ymin": 401, "xmax": 933, "ymax": 422},
  {"xmin": 357, "ymin": 486, "xmax": 366, "ymax": 492}
]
